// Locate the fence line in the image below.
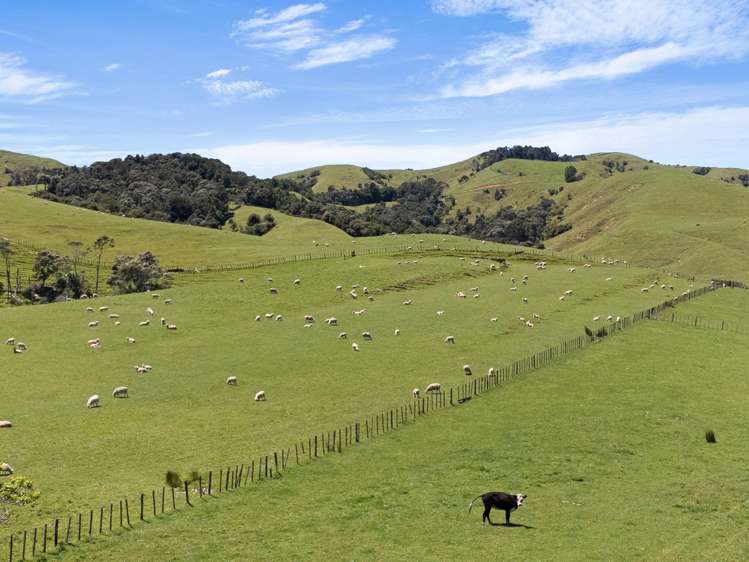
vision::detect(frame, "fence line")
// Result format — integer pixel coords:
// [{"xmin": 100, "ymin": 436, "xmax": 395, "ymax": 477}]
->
[
  {"xmin": 5, "ymin": 280, "xmax": 744, "ymax": 561},
  {"xmin": 650, "ymin": 311, "xmax": 743, "ymax": 334}
]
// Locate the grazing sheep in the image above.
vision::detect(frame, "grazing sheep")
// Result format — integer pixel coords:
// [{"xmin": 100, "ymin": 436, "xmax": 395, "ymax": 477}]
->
[
  {"xmin": 490, "ymin": 317, "xmax": 498, "ymax": 323},
  {"xmin": 99, "ymin": 306, "xmax": 109, "ymax": 312},
  {"xmin": 294, "ymin": 278, "xmax": 301, "ymax": 286},
  {"xmin": 152, "ymin": 294, "xmax": 160, "ymax": 299},
  {"xmin": 108, "ymin": 314, "xmax": 120, "ymax": 319},
  {"xmin": 559, "ymin": 296, "xmax": 565, "ymax": 302},
  {"xmin": 641, "ymin": 287, "xmax": 649, "ymax": 293},
  {"xmin": 362, "ymin": 331, "xmax": 373, "ymax": 341},
  {"xmin": 568, "ymin": 267, "xmax": 576, "ymax": 272},
  {"xmin": 593, "ymin": 316, "xmax": 600, "ymax": 322},
  {"xmin": 532, "ymin": 313, "xmax": 541, "ymax": 320},
  {"xmin": 607, "ymin": 315, "xmax": 614, "ymax": 322},
  {"xmin": 402, "ymin": 299, "xmax": 413, "ymax": 305},
  {"xmin": 166, "ymin": 324, "xmax": 177, "ymax": 330},
  {"xmin": 86, "ymin": 307, "xmax": 94, "ymax": 312},
  {"xmin": 336, "ymin": 285, "xmax": 343, "ymax": 292},
  {"xmin": 164, "ymin": 299, "xmax": 173, "ymax": 304},
  {"xmin": 114, "ymin": 321, "xmax": 121, "ymax": 326},
  {"xmin": 353, "ymin": 309, "xmax": 367, "ymax": 316},
  {"xmin": 139, "ymin": 320, "xmax": 150, "ymax": 327},
  {"xmin": 239, "ymin": 278, "xmax": 245, "ymax": 284},
  {"xmin": 456, "ymin": 291, "xmax": 466, "ymax": 298},
  {"xmin": 4, "ymin": 337, "xmax": 15, "ymax": 346},
  {"xmin": 86, "ymin": 395, "xmax": 100, "ymax": 408},
  {"xmin": 444, "ymin": 335, "xmax": 455, "ymax": 344},
  {"xmin": 304, "ymin": 323, "xmax": 313, "ymax": 328},
  {"xmin": 266, "ymin": 278, "xmax": 273, "ymax": 283},
  {"xmin": 363, "ymin": 286, "xmax": 369, "ymax": 294},
  {"xmin": 270, "ymin": 288, "xmax": 278, "ymax": 294},
  {"xmin": 226, "ymin": 376, "xmax": 238, "ymax": 386},
  {"xmin": 425, "ymin": 383, "xmax": 441, "ymax": 394},
  {"xmin": 510, "ymin": 287, "xmax": 518, "ymax": 292},
  {"xmin": 112, "ymin": 386, "xmax": 128, "ymax": 398},
  {"xmin": 127, "ymin": 337, "xmax": 136, "ymax": 344},
  {"xmin": 394, "ymin": 329, "xmax": 400, "ymax": 336},
  {"xmin": 0, "ymin": 421, "xmax": 12, "ymax": 429},
  {"xmin": 88, "ymin": 339, "xmax": 101, "ymax": 349},
  {"xmin": 275, "ymin": 314, "xmax": 284, "ymax": 321},
  {"xmin": 88, "ymin": 321, "xmax": 100, "ymax": 327},
  {"xmin": 325, "ymin": 317, "xmax": 338, "ymax": 326},
  {"xmin": 304, "ymin": 315, "xmax": 316, "ymax": 323},
  {"xmin": 436, "ymin": 310, "xmax": 446, "ymax": 316},
  {"xmin": 470, "ymin": 287, "xmax": 479, "ymax": 292},
  {"xmin": 160, "ymin": 317, "xmax": 166, "ymax": 326},
  {"xmin": 412, "ymin": 388, "xmax": 420, "ymax": 399},
  {"xmin": 255, "ymin": 315, "xmax": 262, "ymax": 321},
  {"xmin": 463, "ymin": 364, "xmax": 472, "ymax": 376},
  {"xmin": 254, "ymin": 391, "xmax": 266, "ymax": 401},
  {"xmin": 338, "ymin": 332, "xmax": 348, "ymax": 339},
  {"xmin": 564, "ymin": 290, "xmax": 573, "ymax": 295},
  {"xmin": 265, "ymin": 313, "xmax": 274, "ymax": 319},
  {"xmin": 0, "ymin": 463, "xmax": 13, "ymax": 475},
  {"xmin": 352, "ymin": 342, "xmax": 359, "ymax": 351},
  {"xmin": 488, "ymin": 367, "xmax": 496, "ymax": 377},
  {"xmin": 525, "ymin": 321, "xmax": 534, "ymax": 328},
  {"xmin": 522, "ymin": 297, "xmax": 528, "ymax": 303}
]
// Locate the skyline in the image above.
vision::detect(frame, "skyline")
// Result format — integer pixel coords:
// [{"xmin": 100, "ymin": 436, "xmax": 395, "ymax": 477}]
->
[{"xmin": 1, "ymin": 0, "xmax": 749, "ymax": 176}]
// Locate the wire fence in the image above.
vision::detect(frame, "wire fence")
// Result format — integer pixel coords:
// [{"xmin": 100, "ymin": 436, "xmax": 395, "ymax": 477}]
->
[{"xmin": 5, "ymin": 279, "xmax": 745, "ymax": 561}]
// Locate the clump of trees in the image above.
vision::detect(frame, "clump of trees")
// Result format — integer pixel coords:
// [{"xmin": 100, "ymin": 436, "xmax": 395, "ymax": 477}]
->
[
  {"xmin": 564, "ymin": 166, "xmax": 583, "ymax": 183},
  {"xmin": 472, "ymin": 145, "xmax": 583, "ymax": 173},
  {"xmin": 692, "ymin": 167, "xmax": 711, "ymax": 176},
  {"xmin": 108, "ymin": 251, "xmax": 170, "ymax": 294},
  {"xmin": 243, "ymin": 212, "xmax": 276, "ymax": 236}
]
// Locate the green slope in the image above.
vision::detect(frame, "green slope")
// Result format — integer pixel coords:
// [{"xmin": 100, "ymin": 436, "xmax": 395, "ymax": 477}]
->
[{"xmin": 0, "ymin": 149, "xmax": 65, "ymax": 186}]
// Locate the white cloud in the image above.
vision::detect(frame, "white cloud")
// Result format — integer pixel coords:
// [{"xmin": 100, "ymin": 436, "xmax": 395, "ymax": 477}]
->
[
  {"xmin": 198, "ymin": 77, "xmax": 278, "ymax": 104},
  {"xmin": 231, "ymin": 3, "xmax": 395, "ymax": 69},
  {"xmin": 206, "ymin": 68, "xmax": 231, "ymax": 78},
  {"xmin": 294, "ymin": 35, "xmax": 396, "ymax": 69},
  {"xmin": 198, "ymin": 105, "xmax": 749, "ymax": 176},
  {"xmin": 0, "ymin": 52, "xmax": 75, "ymax": 102},
  {"xmin": 189, "ymin": 131, "xmax": 213, "ymax": 137},
  {"xmin": 103, "ymin": 63, "xmax": 121, "ymax": 72},
  {"xmin": 432, "ymin": 0, "xmax": 749, "ymax": 98}
]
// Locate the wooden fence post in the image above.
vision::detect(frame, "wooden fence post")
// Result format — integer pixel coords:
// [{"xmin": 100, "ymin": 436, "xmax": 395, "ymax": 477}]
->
[
  {"xmin": 140, "ymin": 494, "xmax": 144, "ymax": 521},
  {"xmin": 184, "ymin": 481, "xmax": 192, "ymax": 506},
  {"xmin": 32, "ymin": 528, "xmax": 37, "ymax": 557},
  {"xmin": 208, "ymin": 471, "xmax": 213, "ymax": 495},
  {"xmin": 54, "ymin": 518, "xmax": 59, "ymax": 547},
  {"xmin": 125, "ymin": 499, "xmax": 132, "ymax": 527},
  {"xmin": 171, "ymin": 487, "xmax": 176, "ymax": 510}
]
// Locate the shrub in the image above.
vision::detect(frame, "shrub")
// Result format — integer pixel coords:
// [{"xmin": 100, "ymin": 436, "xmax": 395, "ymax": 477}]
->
[
  {"xmin": 165, "ymin": 470, "xmax": 182, "ymax": 488},
  {"xmin": 692, "ymin": 167, "xmax": 711, "ymax": 176},
  {"xmin": 108, "ymin": 251, "xmax": 170, "ymax": 294},
  {"xmin": 705, "ymin": 430, "xmax": 717, "ymax": 443},
  {"xmin": 564, "ymin": 166, "xmax": 581, "ymax": 183},
  {"xmin": 0, "ymin": 476, "xmax": 41, "ymax": 506}
]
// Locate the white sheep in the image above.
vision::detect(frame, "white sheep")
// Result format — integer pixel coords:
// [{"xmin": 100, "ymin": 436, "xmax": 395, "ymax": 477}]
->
[
  {"xmin": 146, "ymin": 307, "xmax": 155, "ymax": 316},
  {"xmin": 270, "ymin": 288, "xmax": 278, "ymax": 294},
  {"xmin": 350, "ymin": 290, "xmax": 358, "ymax": 299},
  {"xmin": 86, "ymin": 395, "xmax": 100, "ymax": 408},
  {"xmin": 436, "ymin": 310, "xmax": 445, "ymax": 316},
  {"xmin": 304, "ymin": 315, "xmax": 316, "ymax": 323},
  {"xmin": 490, "ymin": 317, "xmax": 498, "ymax": 323},
  {"xmin": 0, "ymin": 462, "xmax": 13, "ymax": 475},
  {"xmin": 412, "ymin": 388, "xmax": 420, "ymax": 399},
  {"xmin": 254, "ymin": 390, "xmax": 266, "ymax": 401},
  {"xmin": 265, "ymin": 313, "xmax": 274, "ymax": 319},
  {"xmin": 112, "ymin": 386, "xmax": 128, "ymax": 398},
  {"xmin": 127, "ymin": 337, "xmax": 136, "ymax": 344},
  {"xmin": 166, "ymin": 324, "xmax": 177, "ymax": 330},
  {"xmin": 139, "ymin": 320, "xmax": 150, "ymax": 327},
  {"xmin": 294, "ymin": 279, "xmax": 301, "ymax": 285},
  {"xmin": 564, "ymin": 290, "xmax": 573, "ymax": 295},
  {"xmin": 402, "ymin": 299, "xmax": 413, "ymax": 305},
  {"xmin": 338, "ymin": 332, "xmax": 348, "ymax": 339},
  {"xmin": 88, "ymin": 321, "xmax": 100, "ymax": 328},
  {"xmin": 114, "ymin": 321, "xmax": 121, "ymax": 326},
  {"xmin": 109, "ymin": 314, "xmax": 120, "ymax": 319},
  {"xmin": 463, "ymin": 364, "xmax": 472, "ymax": 376},
  {"xmin": 0, "ymin": 421, "xmax": 12, "ymax": 429},
  {"xmin": 593, "ymin": 316, "xmax": 600, "ymax": 322},
  {"xmin": 394, "ymin": 329, "xmax": 400, "ymax": 336},
  {"xmin": 275, "ymin": 315, "xmax": 284, "ymax": 321},
  {"xmin": 164, "ymin": 299, "xmax": 173, "ymax": 304},
  {"xmin": 444, "ymin": 335, "xmax": 455, "ymax": 344},
  {"xmin": 352, "ymin": 342, "xmax": 359, "ymax": 351},
  {"xmin": 239, "ymin": 278, "xmax": 245, "ymax": 284},
  {"xmin": 488, "ymin": 367, "xmax": 496, "ymax": 377},
  {"xmin": 336, "ymin": 285, "xmax": 343, "ymax": 292},
  {"xmin": 325, "ymin": 317, "xmax": 338, "ymax": 326},
  {"xmin": 99, "ymin": 306, "xmax": 109, "ymax": 312},
  {"xmin": 226, "ymin": 376, "xmax": 238, "ymax": 386},
  {"xmin": 522, "ymin": 297, "xmax": 528, "ymax": 303},
  {"xmin": 255, "ymin": 315, "xmax": 262, "ymax": 321},
  {"xmin": 362, "ymin": 332, "xmax": 373, "ymax": 341},
  {"xmin": 86, "ymin": 307, "xmax": 94, "ymax": 312},
  {"xmin": 4, "ymin": 337, "xmax": 14, "ymax": 346},
  {"xmin": 425, "ymin": 383, "xmax": 441, "ymax": 394}
]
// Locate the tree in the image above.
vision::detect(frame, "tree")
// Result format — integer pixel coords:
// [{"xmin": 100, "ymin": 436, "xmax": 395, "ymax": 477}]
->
[
  {"xmin": 92, "ymin": 236, "xmax": 115, "ymax": 294},
  {"xmin": 68, "ymin": 240, "xmax": 88, "ymax": 276},
  {"xmin": 33, "ymin": 251, "xmax": 65, "ymax": 287},
  {"xmin": 0, "ymin": 239, "xmax": 12, "ymax": 302},
  {"xmin": 564, "ymin": 165, "xmax": 579, "ymax": 183},
  {"xmin": 108, "ymin": 251, "xmax": 168, "ymax": 294}
]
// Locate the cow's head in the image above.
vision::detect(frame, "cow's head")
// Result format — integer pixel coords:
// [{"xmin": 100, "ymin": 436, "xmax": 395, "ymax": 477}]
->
[{"xmin": 516, "ymin": 494, "xmax": 527, "ymax": 507}]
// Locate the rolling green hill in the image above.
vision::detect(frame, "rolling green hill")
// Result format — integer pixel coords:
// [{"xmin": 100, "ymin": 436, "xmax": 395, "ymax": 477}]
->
[
  {"xmin": 0, "ymin": 149, "xmax": 65, "ymax": 186},
  {"xmin": 279, "ymin": 152, "xmax": 749, "ymax": 280}
]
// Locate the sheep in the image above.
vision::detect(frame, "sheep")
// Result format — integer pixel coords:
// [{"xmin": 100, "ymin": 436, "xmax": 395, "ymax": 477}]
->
[
  {"xmin": 352, "ymin": 309, "xmax": 367, "ymax": 316},
  {"xmin": 350, "ymin": 290, "xmax": 358, "ymax": 299},
  {"xmin": 304, "ymin": 323, "xmax": 313, "ymax": 328},
  {"xmin": 336, "ymin": 285, "xmax": 343, "ymax": 292},
  {"xmin": 0, "ymin": 463, "xmax": 13, "ymax": 475},
  {"xmin": 463, "ymin": 364, "xmax": 472, "ymax": 376},
  {"xmin": 456, "ymin": 291, "xmax": 466, "ymax": 298},
  {"xmin": 338, "ymin": 332, "xmax": 348, "ymax": 339},
  {"xmin": 425, "ymin": 383, "xmax": 441, "ymax": 394},
  {"xmin": 490, "ymin": 317, "xmax": 498, "ymax": 323},
  {"xmin": 254, "ymin": 391, "xmax": 266, "ymax": 401},
  {"xmin": 363, "ymin": 286, "xmax": 369, "ymax": 294},
  {"xmin": 510, "ymin": 287, "xmax": 518, "ymax": 292},
  {"xmin": 4, "ymin": 337, "xmax": 15, "ymax": 346},
  {"xmin": 444, "ymin": 335, "xmax": 455, "ymax": 344},
  {"xmin": 275, "ymin": 315, "xmax": 284, "ymax": 321},
  {"xmin": 294, "ymin": 279, "xmax": 301, "ymax": 286},
  {"xmin": 436, "ymin": 310, "xmax": 445, "ymax": 316},
  {"xmin": 592, "ymin": 316, "xmax": 600, "ymax": 322},
  {"xmin": 606, "ymin": 277, "xmax": 613, "ymax": 281},
  {"xmin": 86, "ymin": 395, "xmax": 100, "ymax": 408},
  {"xmin": 325, "ymin": 317, "xmax": 338, "ymax": 326},
  {"xmin": 239, "ymin": 278, "xmax": 245, "ymax": 284},
  {"xmin": 266, "ymin": 278, "xmax": 273, "ymax": 283},
  {"xmin": 362, "ymin": 332, "xmax": 373, "ymax": 341},
  {"xmin": 304, "ymin": 315, "xmax": 316, "ymax": 323},
  {"xmin": 352, "ymin": 342, "xmax": 359, "ymax": 351},
  {"xmin": 470, "ymin": 287, "xmax": 479, "ymax": 292},
  {"xmin": 226, "ymin": 376, "xmax": 238, "ymax": 386},
  {"xmin": 127, "ymin": 337, "xmax": 136, "ymax": 344},
  {"xmin": 522, "ymin": 297, "xmax": 528, "ymax": 303},
  {"xmin": 164, "ymin": 299, "xmax": 173, "ymax": 304},
  {"xmin": 488, "ymin": 367, "xmax": 496, "ymax": 377},
  {"xmin": 146, "ymin": 307, "xmax": 155, "ymax": 316},
  {"xmin": 160, "ymin": 318, "xmax": 166, "ymax": 326},
  {"xmin": 641, "ymin": 287, "xmax": 649, "ymax": 293},
  {"xmin": 559, "ymin": 296, "xmax": 565, "ymax": 302},
  {"xmin": 568, "ymin": 267, "xmax": 576, "ymax": 272},
  {"xmin": 270, "ymin": 288, "xmax": 278, "ymax": 294},
  {"xmin": 167, "ymin": 324, "xmax": 177, "ymax": 330},
  {"xmin": 139, "ymin": 320, "xmax": 150, "ymax": 327},
  {"xmin": 0, "ymin": 421, "xmax": 12, "ymax": 429},
  {"xmin": 265, "ymin": 313, "xmax": 274, "ymax": 319},
  {"xmin": 402, "ymin": 299, "xmax": 413, "ymax": 305},
  {"xmin": 606, "ymin": 315, "xmax": 614, "ymax": 322},
  {"xmin": 86, "ymin": 307, "xmax": 94, "ymax": 312},
  {"xmin": 525, "ymin": 321, "xmax": 534, "ymax": 328},
  {"xmin": 412, "ymin": 388, "xmax": 420, "ymax": 400},
  {"xmin": 89, "ymin": 340, "xmax": 102, "ymax": 349},
  {"xmin": 394, "ymin": 329, "xmax": 400, "ymax": 336},
  {"xmin": 88, "ymin": 321, "xmax": 100, "ymax": 328},
  {"xmin": 255, "ymin": 315, "xmax": 262, "ymax": 321},
  {"xmin": 367, "ymin": 296, "xmax": 375, "ymax": 302},
  {"xmin": 99, "ymin": 306, "xmax": 109, "ymax": 312},
  {"xmin": 152, "ymin": 294, "xmax": 160, "ymax": 299},
  {"xmin": 112, "ymin": 386, "xmax": 128, "ymax": 398},
  {"xmin": 114, "ymin": 321, "xmax": 121, "ymax": 327},
  {"xmin": 10, "ymin": 342, "xmax": 23, "ymax": 351},
  {"xmin": 108, "ymin": 314, "xmax": 120, "ymax": 319},
  {"xmin": 564, "ymin": 290, "xmax": 573, "ymax": 295}
]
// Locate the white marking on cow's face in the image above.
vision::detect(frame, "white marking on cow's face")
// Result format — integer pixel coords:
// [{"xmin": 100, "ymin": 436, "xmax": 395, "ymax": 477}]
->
[{"xmin": 516, "ymin": 494, "xmax": 526, "ymax": 507}]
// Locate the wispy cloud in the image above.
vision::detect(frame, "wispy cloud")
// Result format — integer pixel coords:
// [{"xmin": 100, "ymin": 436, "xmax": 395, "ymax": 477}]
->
[
  {"xmin": 432, "ymin": 0, "xmax": 749, "ymax": 98},
  {"xmin": 103, "ymin": 63, "xmax": 121, "ymax": 72},
  {"xmin": 231, "ymin": 3, "xmax": 395, "ymax": 69},
  {"xmin": 294, "ymin": 35, "xmax": 396, "ymax": 69},
  {"xmin": 196, "ymin": 69, "xmax": 278, "ymax": 104},
  {"xmin": 0, "ymin": 52, "xmax": 75, "ymax": 103}
]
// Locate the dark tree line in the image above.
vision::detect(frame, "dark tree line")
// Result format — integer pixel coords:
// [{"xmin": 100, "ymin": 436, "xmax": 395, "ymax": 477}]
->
[{"xmin": 472, "ymin": 145, "xmax": 585, "ymax": 173}]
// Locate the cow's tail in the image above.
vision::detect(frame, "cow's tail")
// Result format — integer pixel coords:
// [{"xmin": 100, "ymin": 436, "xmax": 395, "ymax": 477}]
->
[{"xmin": 468, "ymin": 495, "xmax": 483, "ymax": 514}]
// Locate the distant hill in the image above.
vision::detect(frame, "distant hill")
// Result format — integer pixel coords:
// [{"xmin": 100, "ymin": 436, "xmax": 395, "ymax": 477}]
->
[
  {"xmin": 0, "ymin": 149, "xmax": 65, "ymax": 186},
  {"xmin": 279, "ymin": 150, "xmax": 749, "ymax": 279}
]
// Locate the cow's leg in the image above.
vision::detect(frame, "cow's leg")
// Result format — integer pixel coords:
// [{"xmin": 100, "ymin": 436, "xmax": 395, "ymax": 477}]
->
[
  {"xmin": 505, "ymin": 509, "xmax": 511, "ymax": 525},
  {"xmin": 482, "ymin": 505, "xmax": 493, "ymax": 525}
]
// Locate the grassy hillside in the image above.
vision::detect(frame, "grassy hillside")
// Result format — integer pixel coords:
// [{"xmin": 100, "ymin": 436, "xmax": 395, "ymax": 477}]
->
[
  {"xmin": 30, "ymin": 298, "xmax": 749, "ymax": 561},
  {"xmin": 0, "ymin": 149, "xmax": 65, "ymax": 186},
  {"xmin": 279, "ymin": 153, "xmax": 749, "ymax": 279},
  {"xmin": 225, "ymin": 204, "xmax": 352, "ymax": 244}
]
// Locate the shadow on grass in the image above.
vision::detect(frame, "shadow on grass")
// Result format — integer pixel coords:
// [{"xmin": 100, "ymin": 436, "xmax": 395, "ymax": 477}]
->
[{"xmin": 488, "ymin": 521, "xmax": 535, "ymax": 529}]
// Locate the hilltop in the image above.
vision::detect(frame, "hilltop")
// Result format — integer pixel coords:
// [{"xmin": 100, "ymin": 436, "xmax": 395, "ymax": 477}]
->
[{"xmin": 0, "ymin": 149, "xmax": 65, "ymax": 186}]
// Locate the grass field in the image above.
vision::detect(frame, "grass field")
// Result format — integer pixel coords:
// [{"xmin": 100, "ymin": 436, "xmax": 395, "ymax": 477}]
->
[{"xmin": 39, "ymin": 310, "xmax": 749, "ymax": 561}]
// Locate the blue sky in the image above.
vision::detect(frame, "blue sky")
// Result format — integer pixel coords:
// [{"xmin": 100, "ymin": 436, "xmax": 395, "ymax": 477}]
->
[{"xmin": 2, "ymin": 0, "xmax": 749, "ymax": 176}]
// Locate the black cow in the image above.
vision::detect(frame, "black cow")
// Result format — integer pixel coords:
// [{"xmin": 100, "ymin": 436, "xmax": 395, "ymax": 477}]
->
[{"xmin": 468, "ymin": 491, "xmax": 527, "ymax": 525}]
